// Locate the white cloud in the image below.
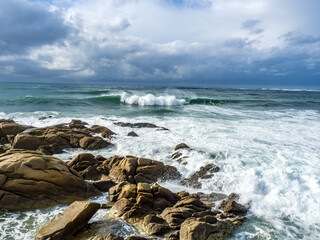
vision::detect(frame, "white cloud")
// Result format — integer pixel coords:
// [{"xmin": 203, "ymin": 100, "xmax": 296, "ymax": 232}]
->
[{"xmin": 0, "ymin": 0, "xmax": 319, "ymax": 85}]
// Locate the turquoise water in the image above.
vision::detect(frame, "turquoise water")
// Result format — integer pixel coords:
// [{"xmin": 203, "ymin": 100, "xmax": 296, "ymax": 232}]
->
[{"xmin": 0, "ymin": 82, "xmax": 320, "ymax": 239}]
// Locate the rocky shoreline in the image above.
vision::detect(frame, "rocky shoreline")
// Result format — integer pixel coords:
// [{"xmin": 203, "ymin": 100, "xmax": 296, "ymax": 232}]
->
[{"xmin": 0, "ymin": 119, "xmax": 248, "ymax": 240}]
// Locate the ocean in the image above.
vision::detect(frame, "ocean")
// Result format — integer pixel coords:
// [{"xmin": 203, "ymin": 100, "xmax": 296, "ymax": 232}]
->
[{"xmin": 0, "ymin": 82, "xmax": 320, "ymax": 239}]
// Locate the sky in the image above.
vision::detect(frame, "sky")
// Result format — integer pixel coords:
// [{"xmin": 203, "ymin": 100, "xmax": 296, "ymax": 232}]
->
[{"xmin": 0, "ymin": 0, "xmax": 319, "ymax": 87}]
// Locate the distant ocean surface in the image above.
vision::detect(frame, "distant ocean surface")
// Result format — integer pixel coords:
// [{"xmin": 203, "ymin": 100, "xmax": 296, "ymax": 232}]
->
[{"xmin": 0, "ymin": 82, "xmax": 320, "ymax": 239}]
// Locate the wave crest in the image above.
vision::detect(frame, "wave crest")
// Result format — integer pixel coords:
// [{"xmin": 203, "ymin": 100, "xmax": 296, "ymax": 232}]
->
[{"xmin": 120, "ymin": 93, "xmax": 187, "ymax": 106}]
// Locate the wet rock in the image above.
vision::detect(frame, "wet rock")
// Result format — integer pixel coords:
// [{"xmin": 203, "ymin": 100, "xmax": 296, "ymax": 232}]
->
[
  {"xmin": 88, "ymin": 236, "xmax": 104, "ymax": 240},
  {"xmin": 39, "ymin": 116, "xmax": 53, "ymax": 120},
  {"xmin": 174, "ymin": 143, "xmax": 190, "ymax": 151},
  {"xmin": 126, "ymin": 237, "xmax": 152, "ymax": 240},
  {"xmin": 11, "ymin": 121, "xmax": 113, "ymax": 154},
  {"xmin": 0, "ymin": 150, "xmax": 100, "ymax": 211},
  {"xmin": 114, "ymin": 122, "xmax": 168, "ymax": 130},
  {"xmin": 180, "ymin": 163, "xmax": 220, "ymax": 188},
  {"xmin": 35, "ymin": 201, "xmax": 100, "ymax": 240},
  {"xmin": 196, "ymin": 192, "xmax": 227, "ymax": 208},
  {"xmin": 69, "ymin": 119, "xmax": 88, "ymax": 129},
  {"xmin": 127, "ymin": 131, "xmax": 138, "ymax": 137},
  {"xmin": 218, "ymin": 200, "xmax": 248, "ymax": 215},
  {"xmin": 91, "ymin": 125, "xmax": 116, "ymax": 139}
]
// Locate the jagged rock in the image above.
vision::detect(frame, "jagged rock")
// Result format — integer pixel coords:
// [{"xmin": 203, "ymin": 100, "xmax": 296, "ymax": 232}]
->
[
  {"xmin": 69, "ymin": 154, "xmax": 181, "ymax": 184},
  {"xmin": 0, "ymin": 150, "xmax": 100, "ymax": 211},
  {"xmin": 127, "ymin": 131, "xmax": 138, "ymax": 137},
  {"xmin": 39, "ymin": 116, "xmax": 53, "ymax": 120},
  {"xmin": 36, "ymin": 201, "xmax": 100, "ymax": 240},
  {"xmin": 180, "ymin": 213, "xmax": 246, "ymax": 240},
  {"xmin": 11, "ymin": 121, "xmax": 113, "ymax": 154},
  {"xmin": 196, "ymin": 192, "xmax": 227, "ymax": 208},
  {"xmin": 126, "ymin": 237, "xmax": 152, "ymax": 240},
  {"xmin": 143, "ymin": 214, "xmax": 171, "ymax": 235},
  {"xmin": 180, "ymin": 163, "xmax": 220, "ymax": 188},
  {"xmin": 93, "ymin": 176, "xmax": 116, "ymax": 192},
  {"xmin": 218, "ymin": 200, "xmax": 248, "ymax": 215},
  {"xmin": 88, "ymin": 236, "xmax": 104, "ymax": 240},
  {"xmin": 174, "ymin": 143, "xmax": 190, "ymax": 151}
]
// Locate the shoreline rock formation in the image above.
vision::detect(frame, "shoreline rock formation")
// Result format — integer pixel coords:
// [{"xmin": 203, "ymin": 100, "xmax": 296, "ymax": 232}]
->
[{"xmin": 0, "ymin": 150, "xmax": 100, "ymax": 211}]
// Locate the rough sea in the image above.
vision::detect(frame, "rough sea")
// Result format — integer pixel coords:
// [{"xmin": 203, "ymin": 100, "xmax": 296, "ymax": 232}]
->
[{"xmin": 0, "ymin": 82, "xmax": 320, "ymax": 240}]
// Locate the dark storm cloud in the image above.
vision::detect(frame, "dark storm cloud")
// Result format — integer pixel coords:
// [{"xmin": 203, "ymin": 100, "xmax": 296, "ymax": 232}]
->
[{"xmin": 0, "ymin": 0, "xmax": 71, "ymax": 54}]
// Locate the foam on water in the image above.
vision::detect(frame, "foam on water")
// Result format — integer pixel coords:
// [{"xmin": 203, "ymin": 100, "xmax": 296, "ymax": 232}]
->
[
  {"xmin": 120, "ymin": 92, "xmax": 187, "ymax": 106},
  {"xmin": 1, "ymin": 87, "xmax": 320, "ymax": 239}
]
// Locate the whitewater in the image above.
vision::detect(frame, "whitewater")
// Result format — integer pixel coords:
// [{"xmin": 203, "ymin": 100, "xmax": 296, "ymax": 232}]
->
[{"xmin": 0, "ymin": 82, "xmax": 320, "ymax": 239}]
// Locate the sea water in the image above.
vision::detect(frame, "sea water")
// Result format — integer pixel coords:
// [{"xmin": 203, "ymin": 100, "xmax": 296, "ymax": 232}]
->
[{"xmin": 0, "ymin": 82, "xmax": 319, "ymax": 239}]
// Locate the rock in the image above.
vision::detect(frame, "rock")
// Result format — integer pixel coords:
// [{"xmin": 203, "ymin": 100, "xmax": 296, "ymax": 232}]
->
[
  {"xmin": 105, "ymin": 233, "xmax": 125, "ymax": 240},
  {"xmin": 93, "ymin": 176, "xmax": 116, "ymax": 192},
  {"xmin": 0, "ymin": 150, "xmax": 100, "ymax": 211},
  {"xmin": 218, "ymin": 200, "xmax": 248, "ymax": 215},
  {"xmin": 73, "ymin": 154, "xmax": 181, "ymax": 184},
  {"xmin": 39, "ymin": 116, "xmax": 53, "ymax": 120},
  {"xmin": 196, "ymin": 192, "xmax": 227, "ymax": 208},
  {"xmin": 127, "ymin": 131, "xmax": 138, "ymax": 137},
  {"xmin": 180, "ymin": 163, "xmax": 220, "ymax": 188},
  {"xmin": 0, "ymin": 119, "xmax": 33, "ymax": 144},
  {"xmin": 88, "ymin": 236, "xmax": 104, "ymax": 240},
  {"xmin": 91, "ymin": 125, "xmax": 116, "ymax": 139},
  {"xmin": 180, "ymin": 214, "xmax": 246, "ymax": 240},
  {"xmin": 79, "ymin": 136, "xmax": 112, "ymax": 150},
  {"xmin": 126, "ymin": 237, "xmax": 152, "ymax": 240},
  {"xmin": 109, "ymin": 198, "xmax": 135, "ymax": 218},
  {"xmin": 69, "ymin": 119, "xmax": 88, "ymax": 129},
  {"xmin": 114, "ymin": 122, "xmax": 168, "ymax": 130},
  {"xmin": 143, "ymin": 214, "xmax": 170, "ymax": 235},
  {"xmin": 174, "ymin": 143, "xmax": 190, "ymax": 151},
  {"xmin": 36, "ymin": 201, "xmax": 100, "ymax": 240},
  {"xmin": 11, "ymin": 122, "xmax": 113, "ymax": 154}
]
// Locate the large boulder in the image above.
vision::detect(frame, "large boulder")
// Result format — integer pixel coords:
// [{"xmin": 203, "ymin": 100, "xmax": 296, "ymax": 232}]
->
[
  {"xmin": 36, "ymin": 201, "xmax": 101, "ymax": 240},
  {"xmin": 0, "ymin": 150, "xmax": 100, "ymax": 211},
  {"xmin": 11, "ymin": 121, "xmax": 113, "ymax": 154}
]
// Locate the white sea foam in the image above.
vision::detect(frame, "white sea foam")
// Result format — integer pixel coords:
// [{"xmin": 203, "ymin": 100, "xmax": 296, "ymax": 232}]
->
[
  {"xmin": 120, "ymin": 92, "xmax": 186, "ymax": 106},
  {"xmin": 1, "ymin": 105, "xmax": 320, "ymax": 239}
]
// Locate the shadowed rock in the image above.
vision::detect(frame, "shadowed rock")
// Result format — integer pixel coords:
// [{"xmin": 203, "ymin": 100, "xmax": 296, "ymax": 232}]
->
[
  {"xmin": 0, "ymin": 150, "xmax": 100, "ymax": 211},
  {"xmin": 36, "ymin": 201, "xmax": 100, "ymax": 240}
]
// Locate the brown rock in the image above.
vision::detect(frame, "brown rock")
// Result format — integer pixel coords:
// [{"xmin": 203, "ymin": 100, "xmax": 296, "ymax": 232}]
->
[
  {"xmin": 109, "ymin": 198, "xmax": 135, "ymax": 218},
  {"xmin": 36, "ymin": 201, "xmax": 100, "ymax": 240},
  {"xmin": 174, "ymin": 143, "xmax": 190, "ymax": 151},
  {"xmin": 79, "ymin": 136, "xmax": 112, "ymax": 150},
  {"xmin": 69, "ymin": 119, "xmax": 88, "ymax": 129},
  {"xmin": 143, "ymin": 214, "xmax": 170, "ymax": 235},
  {"xmin": 92, "ymin": 176, "xmax": 116, "ymax": 192},
  {"xmin": 105, "ymin": 233, "xmax": 125, "ymax": 240},
  {"xmin": 127, "ymin": 131, "xmax": 138, "ymax": 137},
  {"xmin": 91, "ymin": 125, "xmax": 116, "ymax": 139},
  {"xmin": 0, "ymin": 150, "xmax": 100, "ymax": 211},
  {"xmin": 219, "ymin": 200, "xmax": 248, "ymax": 215}
]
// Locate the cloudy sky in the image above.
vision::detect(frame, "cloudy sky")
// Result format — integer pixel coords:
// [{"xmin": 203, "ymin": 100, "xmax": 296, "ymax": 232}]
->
[{"xmin": 0, "ymin": 0, "xmax": 319, "ymax": 87}]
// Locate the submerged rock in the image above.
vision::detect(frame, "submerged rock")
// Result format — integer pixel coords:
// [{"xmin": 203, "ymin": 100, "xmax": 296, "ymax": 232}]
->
[
  {"xmin": 114, "ymin": 122, "xmax": 168, "ymax": 130},
  {"xmin": 0, "ymin": 150, "xmax": 100, "ymax": 211},
  {"xmin": 36, "ymin": 201, "xmax": 101, "ymax": 240},
  {"xmin": 180, "ymin": 163, "xmax": 220, "ymax": 188},
  {"xmin": 174, "ymin": 143, "xmax": 190, "ymax": 151}
]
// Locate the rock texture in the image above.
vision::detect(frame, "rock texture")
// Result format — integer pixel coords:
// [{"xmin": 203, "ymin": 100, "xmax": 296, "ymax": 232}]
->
[
  {"xmin": 36, "ymin": 201, "xmax": 101, "ymax": 240},
  {"xmin": 180, "ymin": 164, "xmax": 220, "ymax": 188},
  {"xmin": 68, "ymin": 154, "xmax": 181, "ymax": 183},
  {"xmin": 0, "ymin": 119, "xmax": 33, "ymax": 144},
  {"xmin": 0, "ymin": 150, "xmax": 100, "ymax": 211},
  {"xmin": 11, "ymin": 120, "xmax": 114, "ymax": 154}
]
